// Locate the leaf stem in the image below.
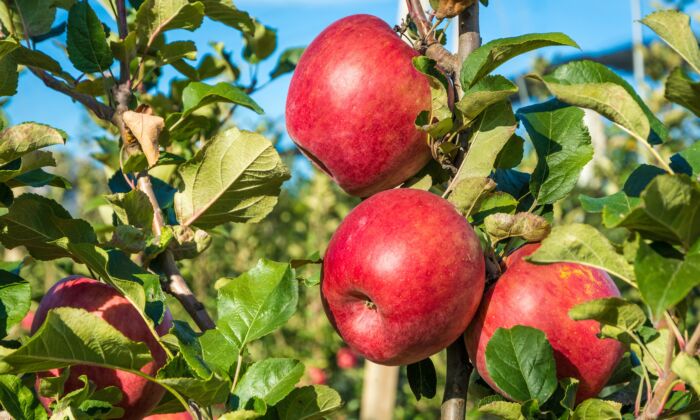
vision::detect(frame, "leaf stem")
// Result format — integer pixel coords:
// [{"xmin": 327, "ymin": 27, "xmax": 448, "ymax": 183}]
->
[
  {"xmin": 405, "ymin": 0, "xmax": 458, "ymax": 73},
  {"xmin": 230, "ymin": 353, "xmax": 244, "ymax": 394},
  {"xmin": 620, "ymin": 125, "xmax": 674, "ymax": 174}
]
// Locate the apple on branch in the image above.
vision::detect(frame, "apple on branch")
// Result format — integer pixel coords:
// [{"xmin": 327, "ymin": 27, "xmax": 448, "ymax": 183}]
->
[
  {"xmin": 321, "ymin": 189, "xmax": 485, "ymax": 365},
  {"xmin": 31, "ymin": 276, "xmax": 172, "ymax": 419},
  {"xmin": 286, "ymin": 15, "xmax": 432, "ymax": 197},
  {"xmin": 465, "ymin": 244, "xmax": 624, "ymax": 402}
]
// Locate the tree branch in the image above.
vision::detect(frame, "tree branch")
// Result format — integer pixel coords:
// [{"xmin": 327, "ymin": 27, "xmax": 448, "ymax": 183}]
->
[
  {"xmin": 28, "ymin": 67, "xmax": 114, "ymax": 121},
  {"xmin": 640, "ymin": 322, "xmax": 700, "ymax": 419},
  {"xmin": 116, "ymin": 0, "xmax": 130, "ymax": 84},
  {"xmin": 441, "ymin": 3, "xmax": 481, "ymax": 420},
  {"xmin": 406, "ymin": 0, "xmax": 459, "ymax": 73}
]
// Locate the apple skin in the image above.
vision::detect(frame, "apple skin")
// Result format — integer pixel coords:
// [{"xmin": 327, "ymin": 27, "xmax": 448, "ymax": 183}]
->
[
  {"xmin": 286, "ymin": 14, "xmax": 432, "ymax": 197},
  {"xmin": 465, "ymin": 244, "xmax": 624, "ymax": 403},
  {"xmin": 31, "ymin": 276, "xmax": 173, "ymax": 420},
  {"xmin": 336, "ymin": 347, "xmax": 359, "ymax": 370},
  {"xmin": 322, "ymin": 189, "xmax": 485, "ymax": 365},
  {"xmin": 307, "ymin": 367, "xmax": 328, "ymax": 385},
  {"xmin": 20, "ymin": 309, "xmax": 34, "ymax": 331}
]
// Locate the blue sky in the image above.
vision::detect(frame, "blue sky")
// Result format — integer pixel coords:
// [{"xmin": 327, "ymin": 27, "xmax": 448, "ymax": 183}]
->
[{"xmin": 4, "ymin": 0, "xmax": 695, "ymax": 152}]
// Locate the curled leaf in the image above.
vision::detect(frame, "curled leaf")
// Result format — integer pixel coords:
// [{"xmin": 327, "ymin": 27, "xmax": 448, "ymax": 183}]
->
[
  {"xmin": 435, "ymin": 0, "xmax": 476, "ymax": 19},
  {"xmin": 122, "ymin": 110, "xmax": 164, "ymax": 167},
  {"xmin": 483, "ymin": 212, "xmax": 551, "ymax": 243}
]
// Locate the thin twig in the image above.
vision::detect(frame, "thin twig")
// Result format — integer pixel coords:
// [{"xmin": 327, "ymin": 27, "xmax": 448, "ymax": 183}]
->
[{"xmin": 405, "ymin": 0, "xmax": 459, "ymax": 73}]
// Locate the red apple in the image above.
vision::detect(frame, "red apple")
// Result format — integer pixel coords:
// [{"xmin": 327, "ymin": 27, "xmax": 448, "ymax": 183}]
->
[
  {"xmin": 20, "ymin": 310, "xmax": 34, "ymax": 331},
  {"xmin": 286, "ymin": 14, "xmax": 432, "ymax": 197},
  {"xmin": 322, "ymin": 189, "xmax": 485, "ymax": 365},
  {"xmin": 307, "ymin": 367, "xmax": 327, "ymax": 385},
  {"xmin": 336, "ymin": 347, "xmax": 358, "ymax": 370},
  {"xmin": 31, "ymin": 276, "xmax": 172, "ymax": 419},
  {"xmin": 144, "ymin": 413, "xmax": 192, "ymax": 420},
  {"xmin": 465, "ymin": 244, "xmax": 624, "ymax": 403}
]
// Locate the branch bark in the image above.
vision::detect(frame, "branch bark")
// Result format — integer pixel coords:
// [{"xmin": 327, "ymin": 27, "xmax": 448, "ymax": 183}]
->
[
  {"xmin": 441, "ymin": 3, "xmax": 481, "ymax": 420},
  {"xmin": 110, "ymin": 0, "xmax": 215, "ymax": 332},
  {"xmin": 406, "ymin": 0, "xmax": 459, "ymax": 73},
  {"xmin": 28, "ymin": 67, "xmax": 114, "ymax": 121},
  {"xmin": 640, "ymin": 323, "xmax": 700, "ymax": 419}
]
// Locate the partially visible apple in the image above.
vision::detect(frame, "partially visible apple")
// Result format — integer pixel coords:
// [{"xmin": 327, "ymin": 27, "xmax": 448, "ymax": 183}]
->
[
  {"xmin": 307, "ymin": 367, "xmax": 327, "ymax": 385},
  {"xmin": 322, "ymin": 189, "xmax": 485, "ymax": 365},
  {"xmin": 336, "ymin": 347, "xmax": 359, "ymax": 370},
  {"xmin": 32, "ymin": 276, "xmax": 172, "ymax": 419},
  {"xmin": 465, "ymin": 244, "xmax": 624, "ymax": 403},
  {"xmin": 20, "ymin": 309, "xmax": 34, "ymax": 331},
  {"xmin": 286, "ymin": 14, "xmax": 432, "ymax": 197}
]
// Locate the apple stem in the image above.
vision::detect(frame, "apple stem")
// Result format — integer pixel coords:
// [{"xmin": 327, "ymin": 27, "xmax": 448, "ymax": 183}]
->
[{"xmin": 441, "ymin": 3, "xmax": 481, "ymax": 420}]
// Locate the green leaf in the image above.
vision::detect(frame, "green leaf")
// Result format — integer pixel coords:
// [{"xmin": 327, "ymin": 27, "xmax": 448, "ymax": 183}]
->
[
  {"xmin": 529, "ymin": 60, "xmax": 667, "ymax": 144},
  {"xmin": 671, "ymin": 141, "xmax": 700, "ymax": 177},
  {"xmin": 571, "ymin": 399, "xmax": 622, "ymax": 420},
  {"xmin": 0, "ymin": 374, "xmax": 47, "ymax": 420},
  {"xmin": 243, "ymin": 22, "xmax": 277, "ymax": 64},
  {"xmin": 557, "ymin": 378, "xmax": 579, "ymax": 419},
  {"xmin": 453, "ymin": 101, "xmax": 517, "ymax": 183},
  {"xmin": 0, "ymin": 122, "xmax": 66, "ymax": 166},
  {"xmin": 456, "ymin": 75, "xmax": 518, "ymax": 121},
  {"xmin": 181, "ymin": 81, "xmax": 263, "ymax": 117},
  {"xmin": 66, "ymin": 1, "xmax": 113, "ymax": 73},
  {"xmin": 412, "ymin": 56, "xmax": 453, "ymax": 137},
  {"xmin": 447, "ymin": 177, "xmax": 496, "ymax": 216},
  {"xmin": 135, "ymin": 0, "xmax": 205, "ymax": 44},
  {"xmin": 274, "ymin": 385, "xmax": 342, "ymax": 420},
  {"xmin": 406, "ymin": 358, "xmax": 437, "ymax": 401},
  {"xmin": 270, "ymin": 47, "xmax": 305, "ymax": 79},
  {"xmin": 199, "ymin": 0, "xmax": 254, "ymax": 33},
  {"xmin": 478, "ymin": 401, "xmax": 525, "ymax": 420},
  {"xmin": 234, "ymin": 358, "xmax": 304, "ymax": 409},
  {"xmin": 104, "ymin": 190, "xmax": 154, "ymax": 230},
  {"xmin": 671, "ymin": 353, "xmax": 700, "ymax": 395},
  {"xmin": 569, "ymin": 297, "xmax": 646, "ymax": 341},
  {"xmin": 174, "ymin": 127, "xmax": 289, "ymax": 229},
  {"xmin": 472, "ymin": 191, "xmax": 519, "ymax": 224},
  {"xmin": 495, "ymin": 134, "xmax": 525, "ymax": 169},
  {"xmin": 14, "ymin": 46, "xmax": 63, "ymax": 74},
  {"xmin": 217, "ymin": 259, "xmax": 297, "ymax": 351},
  {"xmin": 0, "ymin": 269, "xmax": 30, "ymax": 337},
  {"xmin": 0, "ymin": 194, "xmax": 97, "ymax": 261},
  {"xmin": 170, "ymin": 320, "xmax": 211, "ymax": 379},
  {"xmin": 641, "ymin": 10, "xmax": 700, "ymax": 73},
  {"xmin": 614, "ymin": 174, "xmax": 700, "ymax": 249},
  {"xmin": 158, "ymin": 40, "xmax": 197, "ymax": 65},
  {"xmin": 9, "ymin": 0, "xmax": 56, "ymax": 37},
  {"xmin": 485, "ymin": 325, "xmax": 558, "ymax": 403},
  {"xmin": 199, "ymin": 329, "xmax": 238, "ymax": 374},
  {"xmin": 484, "ymin": 212, "xmax": 551, "ymax": 243},
  {"xmin": 156, "ymin": 355, "xmax": 230, "ymax": 406},
  {"xmin": 623, "ymin": 164, "xmax": 666, "ymax": 197},
  {"xmin": 0, "ymin": 151, "xmax": 54, "ymax": 183},
  {"xmin": 518, "ymin": 100, "xmax": 593, "ymax": 204},
  {"xmin": 461, "ymin": 33, "xmax": 578, "ymax": 88},
  {"xmin": 665, "ymin": 67, "xmax": 700, "ymax": 117},
  {"xmin": 634, "ymin": 240, "xmax": 700, "ymax": 318},
  {"xmin": 0, "ymin": 53, "xmax": 18, "ymax": 97},
  {"xmin": 579, "ymin": 192, "xmax": 640, "ymax": 228},
  {"xmin": 1, "ymin": 307, "xmax": 152, "ymax": 374},
  {"xmin": 0, "ymin": 40, "xmax": 19, "ymax": 61},
  {"xmin": 527, "ymin": 223, "xmax": 635, "ymax": 285}
]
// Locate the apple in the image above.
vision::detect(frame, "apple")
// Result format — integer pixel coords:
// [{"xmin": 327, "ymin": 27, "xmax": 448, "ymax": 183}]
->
[
  {"xmin": 322, "ymin": 189, "xmax": 485, "ymax": 365},
  {"xmin": 465, "ymin": 244, "xmax": 624, "ymax": 403},
  {"xmin": 286, "ymin": 14, "xmax": 432, "ymax": 197},
  {"xmin": 31, "ymin": 276, "xmax": 172, "ymax": 419},
  {"xmin": 20, "ymin": 309, "xmax": 34, "ymax": 331},
  {"xmin": 307, "ymin": 367, "xmax": 327, "ymax": 385},
  {"xmin": 144, "ymin": 413, "xmax": 192, "ymax": 420},
  {"xmin": 336, "ymin": 347, "xmax": 359, "ymax": 370}
]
